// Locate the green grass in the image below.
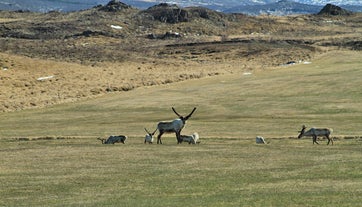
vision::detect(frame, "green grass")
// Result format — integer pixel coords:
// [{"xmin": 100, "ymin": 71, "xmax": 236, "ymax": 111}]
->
[
  {"xmin": 0, "ymin": 50, "xmax": 362, "ymax": 206},
  {"xmin": 0, "ymin": 138, "xmax": 361, "ymax": 206}
]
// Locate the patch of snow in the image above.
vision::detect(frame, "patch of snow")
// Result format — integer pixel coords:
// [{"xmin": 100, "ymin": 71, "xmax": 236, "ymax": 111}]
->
[
  {"xmin": 37, "ymin": 75, "xmax": 54, "ymax": 81},
  {"xmin": 111, "ymin": 25, "xmax": 123, "ymax": 30}
]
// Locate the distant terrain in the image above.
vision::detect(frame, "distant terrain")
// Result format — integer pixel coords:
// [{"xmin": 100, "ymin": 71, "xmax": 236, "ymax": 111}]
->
[
  {"xmin": 1, "ymin": 0, "xmax": 362, "ymax": 14},
  {"xmin": 0, "ymin": 1, "xmax": 361, "ymax": 112}
]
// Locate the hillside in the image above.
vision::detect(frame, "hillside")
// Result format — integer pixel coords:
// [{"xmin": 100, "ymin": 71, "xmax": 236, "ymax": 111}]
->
[
  {"xmin": 0, "ymin": 1, "xmax": 361, "ymax": 112},
  {"xmin": 1, "ymin": 0, "xmax": 362, "ymax": 13}
]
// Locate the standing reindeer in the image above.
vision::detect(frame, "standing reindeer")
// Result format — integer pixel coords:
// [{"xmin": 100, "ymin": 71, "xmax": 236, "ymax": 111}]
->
[
  {"xmin": 144, "ymin": 128, "xmax": 157, "ymax": 144},
  {"xmin": 156, "ymin": 107, "xmax": 197, "ymax": 144},
  {"xmin": 297, "ymin": 125, "xmax": 333, "ymax": 145}
]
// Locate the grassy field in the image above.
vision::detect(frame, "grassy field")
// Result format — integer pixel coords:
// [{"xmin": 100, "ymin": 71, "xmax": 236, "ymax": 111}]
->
[
  {"xmin": 0, "ymin": 50, "xmax": 362, "ymax": 206},
  {"xmin": 0, "ymin": 138, "xmax": 361, "ymax": 206}
]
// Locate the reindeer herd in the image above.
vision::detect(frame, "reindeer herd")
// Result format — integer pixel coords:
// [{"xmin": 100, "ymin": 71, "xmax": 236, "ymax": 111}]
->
[
  {"xmin": 98, "ymin": 107, "xmax": 200, "ymax": 145},
  {"xmin": 98, "ymin": 107, "xmax": 334, "ymax": 145}
]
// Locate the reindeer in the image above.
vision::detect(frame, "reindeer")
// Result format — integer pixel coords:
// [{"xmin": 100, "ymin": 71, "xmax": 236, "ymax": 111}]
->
[
  {"xmin": 297, "ymin": 125, "xmax": 333, "ymax": 145},
  {"xmin": 98, "ymin": 135, "xmax": 127, "ymax": 144},
  {"xmin": 180, "ymin": 132, "xmax": 200, "ymax": 144},
  {"xmin": 157, "ymin": 107, "xmax": 197, "ymax": 144},
  {"xmin": 256, "ymin": 136, "xmax": 267, "ymax": 144},
  {"xmin": 144, "ymin": 128, "xmax": 157, "ymax": 144}
]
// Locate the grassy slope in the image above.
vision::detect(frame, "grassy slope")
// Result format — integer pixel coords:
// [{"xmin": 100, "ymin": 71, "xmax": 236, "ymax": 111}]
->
[
  {"xmin": 0, "ymin": 50, "xmax": 361, "ymax": 139},
  {"xmin": 0, "ymin": 50, "xmax": 362, "ymax": 206}
]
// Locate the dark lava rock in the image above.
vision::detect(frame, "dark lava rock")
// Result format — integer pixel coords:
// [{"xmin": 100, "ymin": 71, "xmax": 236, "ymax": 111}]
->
[
  {"xmin": 98, "ymin": 0, "xmax": 131, "ymax": 12},
  {"xmin": 142, "ymin": 3, "xmax": 188, "ymax": 23},
  {"xmin": 318, "ymin": 4, "xmax": 353, "ymax": 16}
]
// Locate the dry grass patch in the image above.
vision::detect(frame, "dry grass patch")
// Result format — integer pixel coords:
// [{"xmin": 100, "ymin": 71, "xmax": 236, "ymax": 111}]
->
[{"xmin": 0, "ymin": 52, "xmax": 223, "ymax": 112}]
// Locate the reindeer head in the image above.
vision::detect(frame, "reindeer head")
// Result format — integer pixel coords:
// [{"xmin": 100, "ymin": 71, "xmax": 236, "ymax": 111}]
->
[
  {"xmin": 297, "ymin": 125, "xmax": 307, "ymax": 139},
  {"xmin": 145, "ymin": 128, "xmax": 157, "ymax": 143},
  {"xmin": 145, "ymin": 128, "xmax": 157, "ymax": 136},
  {"xmin": 172, "ymin": 107, "xmax": 197, "ymax": 124},
  {"xmin": 97, "ymin": 137, "xmax": 106, "ymax": 144}
]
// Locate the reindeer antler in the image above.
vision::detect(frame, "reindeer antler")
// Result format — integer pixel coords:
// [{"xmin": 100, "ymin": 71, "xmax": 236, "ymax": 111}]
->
[
  {"xmin": 172, "ymin": 107, "xmax": 197, "ymax": 120},
  {"xmin": 172, "ymin": 107, "xmax": 182, "ymax": 118},
  {"xmin": 97, "ymin": 137, "xmax": 106, "ymax": 144},
  {"xmin": 145, "ymin": 128, "xmax": 157, "ymax": 135},
  {"xmin": 185, "ymin": 107, "xmax": 197, "ymax": 120}
]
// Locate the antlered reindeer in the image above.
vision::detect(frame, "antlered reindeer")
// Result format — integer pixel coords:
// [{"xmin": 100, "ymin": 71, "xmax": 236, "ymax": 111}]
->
[
  {"xmin": 144, "ymin": 128, "xmax": 157, "ymax": 144},
  {"xmin": 98, "ymin": 135, "xmax": 127, "ymax": 144},
  {"xmin": 297, "ymin": 125, "xmax": 333, "ymax": 145},
  {"xmin": 157, "ymin": 107, "xmax": 197, "ymax": 144}
]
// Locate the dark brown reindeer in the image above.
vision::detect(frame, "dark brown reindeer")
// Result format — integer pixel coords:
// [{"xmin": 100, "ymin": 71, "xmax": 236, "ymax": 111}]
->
[
  {"xmin": 156, "ymin": 107, "xmax": 197, "ymax": 144},
  {"xmin": 298, "ymin": 125, "xmax": 333, "ymax": 145},
  {"xmin": 97, "ymin": 135, "xmax": 127, "ymax": 144}
]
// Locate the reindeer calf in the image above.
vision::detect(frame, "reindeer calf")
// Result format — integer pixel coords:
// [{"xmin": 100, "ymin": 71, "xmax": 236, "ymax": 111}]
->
[
  {"xmin": 180, "ymin": 132, "xmax": 200, "ymax": 144},
  {"xmin": 256, "ymin": 136, "xmax": 267, "ymax": 144}
]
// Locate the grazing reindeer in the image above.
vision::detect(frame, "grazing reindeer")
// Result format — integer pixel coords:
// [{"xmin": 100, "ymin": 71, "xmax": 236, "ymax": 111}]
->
[
  {"xmin": 180, "ymin": 132, "xmax": 200, "ymax": 144},
  {"xmin": 256, "ymin": 136, "xmax": 267, "ymax": 144},
  {"xmin": 157, "ymin": 107, "xmax": 197, "ymax": 144},
  {"xmin": 297, "ymin": 125, "xmax": 333, "ymax": 145},
  {"xmin": 98, "ymin": 135, "xmax": 127, "ymax": 144},
  {"xmin": 144, "ymin": 128, "xmax": 157, "ymax": 144}
]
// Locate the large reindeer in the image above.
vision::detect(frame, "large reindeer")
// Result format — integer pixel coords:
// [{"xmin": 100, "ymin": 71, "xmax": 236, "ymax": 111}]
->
[
  {"xmin": 297, "ymin": 125, "xmax": 333, "ymax": 145},
  {"xmin": 157, "ymin": 107, "xmax": 197, "ymax": 144}
]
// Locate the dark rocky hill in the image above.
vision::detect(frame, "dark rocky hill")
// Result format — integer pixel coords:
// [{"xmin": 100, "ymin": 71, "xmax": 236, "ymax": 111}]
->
[
  {"xmin": 0, "ymin": 1, "xmax": 360, "ymax": 64},
  {"xmin": 318, "ymin": 4, "xmax": 353, "ymax": 16}
]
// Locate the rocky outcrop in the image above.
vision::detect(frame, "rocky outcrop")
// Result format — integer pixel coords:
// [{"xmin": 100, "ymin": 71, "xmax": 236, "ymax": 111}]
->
[
  {"xmin": 97, "ymin": 0, "xmax": 131, "ymax": 12},
  {"xmin": 318, "ymin": 4, "xmax": 353, "ymax": 16},
  {"xmin": 142, "ymin": 3, "xmax": 188, "ymax": 23}
]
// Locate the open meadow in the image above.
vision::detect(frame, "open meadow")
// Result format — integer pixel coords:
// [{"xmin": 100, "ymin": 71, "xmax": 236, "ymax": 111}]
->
[
  {"xmin": 1, "ymin": 50, "xmax": 362, "ymax": 206},
  {"xmin": 1, "ymin": 2, "xmax": 362, "ymax": 205}
]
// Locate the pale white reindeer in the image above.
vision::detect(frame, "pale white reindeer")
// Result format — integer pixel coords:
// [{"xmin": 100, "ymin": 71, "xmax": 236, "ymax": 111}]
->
[
  {"xmin": 255, "ymin": 136, "xmax": 267, "ymax": 144},
  {"xmin": 180, "ymin": 132, "xmax": 200, "ymax": 144},
  {"xmin": 157, "ymin": 107, "xmax": 197, "ymax": 144},
  {"xmin": 144, "ymin": 128, "xmax": 157, "ymax": 144},
  {"xmin": 297, "ymin": 125, "xmax": 333, "ymax": 145}
]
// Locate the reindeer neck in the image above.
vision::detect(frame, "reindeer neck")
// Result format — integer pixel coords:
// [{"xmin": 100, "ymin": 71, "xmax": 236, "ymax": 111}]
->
[{"xmin": 298, "ymin": 128, "xmax": 306, "ymax": 138}]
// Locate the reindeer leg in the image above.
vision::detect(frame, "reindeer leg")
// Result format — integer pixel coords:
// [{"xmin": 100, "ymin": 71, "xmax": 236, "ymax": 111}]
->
[
  {"xmin": 326, "ymin": 135, "xmax": 333, "ymax": 145},
  {"xmin": 330, "ymin": 136, "xmax": 333, "ymax": 145},
  {"xmin": 313, "ymin": 135, "xmax": 319, "ymax": 145},
  {"xmin": 157, "ymin": 131, "xmax": 164, "ymax": 144},
  {"xmin": 176, "ymin": 131, "xmax": 181, "ymax": 144}
]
